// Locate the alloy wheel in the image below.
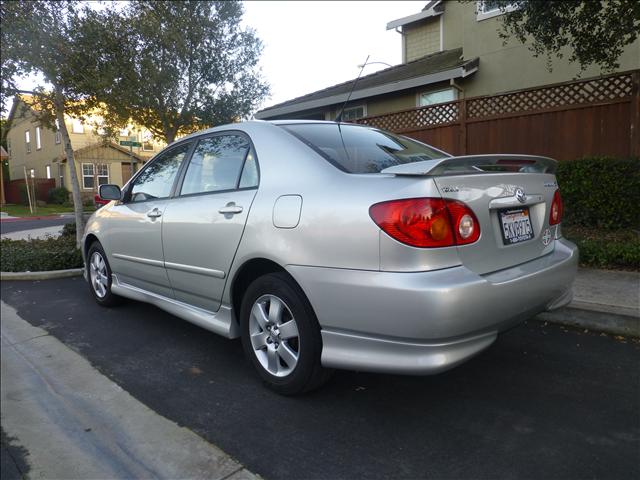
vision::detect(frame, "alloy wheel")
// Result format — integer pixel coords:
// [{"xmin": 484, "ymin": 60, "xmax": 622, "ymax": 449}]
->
[
  {"xmin": 89, "ymin": 251, "xmax": 109, "ymax": 298},
  {"xmin": 249, "ymin": 294, "xmax": 300, "ymax": 377}
]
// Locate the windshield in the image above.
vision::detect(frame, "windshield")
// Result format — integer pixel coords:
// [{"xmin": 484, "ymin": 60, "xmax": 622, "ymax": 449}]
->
[{"xmin": 280, "ymin": 123, "xmax": 448, "ymax": 174}]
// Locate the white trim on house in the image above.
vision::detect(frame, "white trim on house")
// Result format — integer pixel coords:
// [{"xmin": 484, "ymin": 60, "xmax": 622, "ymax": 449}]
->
[
  {"xmin": 476, "ymin": 1, "xmax": 516, "ymax": 21},
  {"xmin": 342, "ymin": 104, "xmax": 367, "ymax": 121},
  {"xmin": 386, "ymin": 2, "xmax": 443, "ymax": 30},
  {"xmin": 439, "ymin": 15, "xmax": 444, "ymax": 51},
  {"xmin": 255, "ymin": 65, "xmax": 477, "ymax": 119},
  {"xmin": 81, "ymin": 162, "xmax": 109, "ymax": 190}
]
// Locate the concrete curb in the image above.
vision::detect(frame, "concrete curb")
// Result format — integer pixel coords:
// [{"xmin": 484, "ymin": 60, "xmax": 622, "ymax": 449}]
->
[
  {"xmin": 1, "ymin": 268, "xmax": 84, "ymax": 281},
  {"xmin": 537, "ymin": 305, "xmax": 639, "ymax": 337}
]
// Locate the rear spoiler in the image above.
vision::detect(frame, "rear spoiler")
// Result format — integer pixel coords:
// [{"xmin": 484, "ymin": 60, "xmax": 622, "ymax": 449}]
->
[{"xmin": 380, "ymin": 154, "xmax": 557, "ymax": 176}]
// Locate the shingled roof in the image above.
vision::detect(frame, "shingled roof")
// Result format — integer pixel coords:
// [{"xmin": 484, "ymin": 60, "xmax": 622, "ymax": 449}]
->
[{"xmin": 256, "ymin": 48, "xmax": 478, "ymax": 119}]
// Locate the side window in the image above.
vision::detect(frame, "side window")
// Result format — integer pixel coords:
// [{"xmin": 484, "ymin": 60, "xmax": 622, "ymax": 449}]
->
[
  {"xmin": 180, "ymin": 134, "xmax": 251, "ymax": 195},
  {"xmin": 239, "ymin": 150, "xmax": 259, "ymax": 188},
  {"xmin": 129, "ymin": 142, "xmax": 192, "ymax": 203}
]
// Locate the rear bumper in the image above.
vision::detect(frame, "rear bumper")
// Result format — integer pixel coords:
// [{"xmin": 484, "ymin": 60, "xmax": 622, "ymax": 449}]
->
[{"xmin": 287, "ymin": 238, "xmax": 578, "ymax": 375}]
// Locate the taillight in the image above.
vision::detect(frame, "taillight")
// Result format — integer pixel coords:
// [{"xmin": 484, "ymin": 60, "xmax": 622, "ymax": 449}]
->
[
  {"xmin": 549, "ymin": 190, "xmax": 563, "ymax": 225},
  {"xmin": 369, "ymin": 198, "xmax": 480, "ymax": 248}
]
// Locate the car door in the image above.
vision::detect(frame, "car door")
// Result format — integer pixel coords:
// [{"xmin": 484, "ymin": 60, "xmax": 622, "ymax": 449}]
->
[
  {"xmin": 161, "ymin": 132, "xmax": 259, "ymax": 312},
  {"xmin": 106, "ymin": 141, "xmax": 194, "ymax": 298}
]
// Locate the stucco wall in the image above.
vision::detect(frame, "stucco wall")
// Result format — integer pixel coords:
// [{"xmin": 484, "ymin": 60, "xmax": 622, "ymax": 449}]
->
[{"xmin": 441, "ymin": 1, "xmax": 640, "ymax": 98}]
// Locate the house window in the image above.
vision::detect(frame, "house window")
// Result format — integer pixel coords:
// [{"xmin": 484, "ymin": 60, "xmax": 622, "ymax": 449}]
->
[
  {"xmin": 46, "ymin": 165, "xmax": 52, "ymax": 179},
  {"xmin": 72, "ymin": 118, "xmax": 84, "ymax": 134},
  {"xmin": 418, "ymin": 88, "xmax": 458, "ymax": 106},
  {"xmin": 477, "ymin": 1, "xmax": 516, "ymax": 21},
  {"xmin": 59, "ymin": 164, "xmax": 65, "ymax": 187},
  {"xmin": 55, "ymin": 119, "xmax": 61, "ymax": 144},
  {"xmin": 82, "ymin": 163, "xmax": 109, "ymax": 189},
  {"xmin": 29, "ymin": 168, "xmax": 35, "ymax": 178},
  {"xmin": 142, "ymin": 141, "xmax": 154, "ymax": 151},
  {"xmin": 36, "ymin": 126, "xmax": 42, "ymax": 150},
  {"xmin": 25, "ymin": 130, "xmax": 31, "ymax": 153},
  {"xmin": 119, "ymin": 128, "xmax": 129, "ymax": 137},
  {"xmin": 341, "ymin": 105, "xmax": 366, "ymax": 122}
]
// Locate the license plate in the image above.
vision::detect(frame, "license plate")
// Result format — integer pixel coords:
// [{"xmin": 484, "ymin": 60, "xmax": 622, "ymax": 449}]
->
[{"xmin": 499, "ymin": 207, "xmax": 534, "ymax": 245}]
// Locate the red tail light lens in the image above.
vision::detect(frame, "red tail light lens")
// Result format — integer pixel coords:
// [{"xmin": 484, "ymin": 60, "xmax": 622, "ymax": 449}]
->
[
  {"xmin": 369, "ymin": 198, "xmax": 480, "ymax": 248},
  {"xmin": 549, "ymin": 190, "xmax": 563, "ymax": 225}
]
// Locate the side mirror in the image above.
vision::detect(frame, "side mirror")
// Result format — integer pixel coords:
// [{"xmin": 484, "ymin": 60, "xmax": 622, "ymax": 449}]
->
[{"xmin": 99, "ymin": 184, "xmax": 122, "ymax": 201}]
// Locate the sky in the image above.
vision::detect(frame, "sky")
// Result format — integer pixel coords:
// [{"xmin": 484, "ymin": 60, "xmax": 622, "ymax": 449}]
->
[
  {"xmin": 242, "ymin": 1, "xmax": 426, "ymax": 109},
  {"xmin": 11, "ymin": 1, "xmax": 426, "ymax": 115}
]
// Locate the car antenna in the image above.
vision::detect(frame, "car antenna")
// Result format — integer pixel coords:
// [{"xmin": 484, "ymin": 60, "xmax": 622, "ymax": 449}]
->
[{"xmin": 335, "ymin": 55, "xmax": 370, "ymax": 123}]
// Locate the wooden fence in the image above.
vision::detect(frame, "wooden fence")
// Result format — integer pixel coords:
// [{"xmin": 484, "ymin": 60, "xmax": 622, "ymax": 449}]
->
[{"xmin": 357, "ymin": 70, "xmax": 640, "ymax": 160}]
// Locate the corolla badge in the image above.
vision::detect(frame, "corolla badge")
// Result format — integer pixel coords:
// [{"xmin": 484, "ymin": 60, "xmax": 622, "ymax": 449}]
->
[{"xmin": 514, "ymin": 187, "xmax": 526, "ymax": 203}]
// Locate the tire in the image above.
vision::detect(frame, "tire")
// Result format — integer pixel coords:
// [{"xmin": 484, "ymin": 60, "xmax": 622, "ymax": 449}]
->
[
  {"xmin": 240, "ymin": 272, "xmax": 332, "ymax": 395},
  {"xmin": 86, "ymin": 241, "xmax": 121, "ymax": 307}
]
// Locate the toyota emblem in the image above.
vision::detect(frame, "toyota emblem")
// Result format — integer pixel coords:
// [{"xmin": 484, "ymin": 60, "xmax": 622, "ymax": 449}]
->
[{"xmin": 515, "ymin": 188, "xmax": 526, "ymax": 203}]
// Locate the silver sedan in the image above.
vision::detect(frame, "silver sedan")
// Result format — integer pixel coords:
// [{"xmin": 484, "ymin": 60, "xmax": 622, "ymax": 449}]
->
[{"xmin": 83, "ymin": 121, "xmax": 578, "ymax": 394}]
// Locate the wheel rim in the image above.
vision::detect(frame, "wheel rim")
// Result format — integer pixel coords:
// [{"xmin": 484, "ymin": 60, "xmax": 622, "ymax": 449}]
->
[
  {"xmin": 249, "ymin": 294, "xmax": 300, "ymax": 377},
  {"xmin": 89, "ymin": 251, "xmax": 109, "ymax": 299}
]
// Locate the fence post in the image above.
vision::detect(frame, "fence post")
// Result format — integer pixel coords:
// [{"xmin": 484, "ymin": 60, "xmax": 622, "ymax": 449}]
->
[
  {"xmin": 631, "ymin": 71, "xmax": 640, "ymax": 157},
  {"xmin": 459, "ymin": 98, "xmax": 467, "ymax": 155}
]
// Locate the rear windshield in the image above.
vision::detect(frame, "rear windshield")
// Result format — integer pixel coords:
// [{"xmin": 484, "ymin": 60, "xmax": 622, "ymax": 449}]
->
[{"xmin": 280, "ymin": 123, "xmax": 447, "ymax": 173}]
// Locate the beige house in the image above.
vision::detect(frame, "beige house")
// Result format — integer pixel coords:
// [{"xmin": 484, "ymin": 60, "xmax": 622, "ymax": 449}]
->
[
  {"xmin": 256, "ymin": 0, "xmax": 640, "ymax": 120},
  {"xmin": 5, "ymin": 94, "xmax": 165, "ymax": 200}
]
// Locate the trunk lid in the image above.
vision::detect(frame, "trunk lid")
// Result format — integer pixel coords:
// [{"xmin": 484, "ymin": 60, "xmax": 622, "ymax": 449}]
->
[
  {"xmin": 434, "ymin": 173, "xmax": 559, "ymax": 274},
  {"xmin": 381, "ymin": 155, "xmax": 560, "ymax": 275}
]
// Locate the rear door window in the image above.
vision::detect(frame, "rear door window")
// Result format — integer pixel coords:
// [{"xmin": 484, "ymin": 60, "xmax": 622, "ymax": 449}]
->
[
  {"xmin": 180, "ymin": 134, "xmax": 253, "ymax": 195},
  {"xmin": 280, "ymin": 123, "xmax": 447, "ymax": 173}
]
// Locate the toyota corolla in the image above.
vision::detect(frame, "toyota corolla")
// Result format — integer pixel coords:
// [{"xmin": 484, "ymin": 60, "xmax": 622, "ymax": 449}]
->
[{"xmin": 83, "ymin": 121, "xmax": 578, "ymax": 394}]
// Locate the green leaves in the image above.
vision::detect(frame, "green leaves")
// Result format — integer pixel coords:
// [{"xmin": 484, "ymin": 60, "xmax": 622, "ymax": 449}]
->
[
  {"xmin": 76, "ymin": 0, "xmax": 270, "ymax": 143},
  {"xmin": 1, "ymin": 236, "xmax": 83, "ymax": 272},
  {"xmin": 556, "ymin": 157, "xmax": 640, "ymax": 230},
  {"xmin": 497, "ymin": 0, "xmax": 640, "ymax": 72}
]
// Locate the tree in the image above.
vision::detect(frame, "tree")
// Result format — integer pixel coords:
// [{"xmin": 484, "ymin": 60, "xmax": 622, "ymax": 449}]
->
[
  {"xmin": 492, "ymin": 0, "xmax": 640, "ymax": 72},
  {"xmin": 77, "ymin": 0, "xmax": 269, "ymax": 144},
  {"xmin": 0, "ymin": 0, "xmax": 92, "ymax": 246}
]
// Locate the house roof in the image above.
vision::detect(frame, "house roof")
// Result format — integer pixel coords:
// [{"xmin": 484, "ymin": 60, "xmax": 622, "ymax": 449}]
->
[
  {"xmin": 386, "ymin": 1, "xmax": 443, "ymax": 30},
  {"xmin": 255, "ymin": 48, "xmax": 478, "ymax": 119},
  {"xmin": 58, "ymin": 141, "xmax": 145, "ymax": 162}
]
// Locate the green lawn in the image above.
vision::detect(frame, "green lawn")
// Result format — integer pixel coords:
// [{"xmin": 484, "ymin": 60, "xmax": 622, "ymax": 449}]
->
[{"xmin": 0, "ymin": 204, "xmax": 94, "ymax": 217}]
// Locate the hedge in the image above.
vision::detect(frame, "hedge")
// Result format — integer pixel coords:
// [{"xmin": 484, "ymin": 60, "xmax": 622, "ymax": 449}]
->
[
  {"xmin": 556, "ymin": 157, "xmax": 640, "ymax": 230},
  {"xmin": 1, "ymin": 232, "xmax": 83, "ymax": 272},
  {"xmin": 563, "ymin": 226, "xmax": 640, "ymax": 270}
]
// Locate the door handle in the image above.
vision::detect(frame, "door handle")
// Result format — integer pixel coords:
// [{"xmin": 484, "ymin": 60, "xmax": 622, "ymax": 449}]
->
[
  {"xmin": 147, "ymin": 208, "xmax": 162, "ymax": 218},
  {"xmin": 218, "ymin": 204, "xmax": 243, "ymax": 215}
]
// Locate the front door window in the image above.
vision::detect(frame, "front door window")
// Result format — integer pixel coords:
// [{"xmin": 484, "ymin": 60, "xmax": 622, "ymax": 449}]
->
[{"xmin": 129, "ymin": 142, "xmax": 192, "ymax": 202}]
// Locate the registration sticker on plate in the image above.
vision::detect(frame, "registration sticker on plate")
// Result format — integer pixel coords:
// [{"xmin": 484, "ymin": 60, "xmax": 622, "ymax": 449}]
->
[{"xmin": 499, "ymin": 207, "xmax": 534, "ymax": 245}]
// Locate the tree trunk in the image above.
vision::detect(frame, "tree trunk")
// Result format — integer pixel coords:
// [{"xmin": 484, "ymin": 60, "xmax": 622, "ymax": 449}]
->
[{"xmin": 54, "ymin": 87, "xmax": 85, "ymax": 248}]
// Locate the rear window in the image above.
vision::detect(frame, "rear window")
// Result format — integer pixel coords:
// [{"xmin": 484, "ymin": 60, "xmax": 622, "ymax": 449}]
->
[{"xmin": 280, "ymin": 123, "xmax": 447, "ymax": 173}]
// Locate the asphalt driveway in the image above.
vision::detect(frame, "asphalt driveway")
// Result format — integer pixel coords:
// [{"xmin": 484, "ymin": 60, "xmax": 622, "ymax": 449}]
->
[{"xmin": 1, "ymin": 278, "xmax": 638, "ymax": 479}]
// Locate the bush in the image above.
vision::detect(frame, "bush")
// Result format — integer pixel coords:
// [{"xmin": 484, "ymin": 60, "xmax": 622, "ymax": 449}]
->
[
  {"xmin": 61, "ymin": 222, "xmax": 76, "ymax": 238},
  {"xmin": 564, "ymin": 226, "xmax": 640, "ymax": 270},
  {"xmin": 48, "ymin": 186, "xmax": 70, "ymax": 205},
  {"xmin": 556, "ymin": 157, "xmax": 640, "ymax": 230},
  {"xmin": 1, "ymin": 235, "xmax": 83, "ymax": 272}
]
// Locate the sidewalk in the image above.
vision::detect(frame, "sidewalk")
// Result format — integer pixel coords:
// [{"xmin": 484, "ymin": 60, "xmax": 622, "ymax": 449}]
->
[
  {"xmin": 538, "ymin": 268, "xmax": 639, "ymax": 336},
  {"xmin": 1, "ymin": 225, "xmax": 64, "ymax": 240},
  {"xmin": 1, "ymin": 301, "xmax": 257, "ymax": 480}
]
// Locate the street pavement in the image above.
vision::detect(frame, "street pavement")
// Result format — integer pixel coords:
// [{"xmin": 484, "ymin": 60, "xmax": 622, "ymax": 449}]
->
[{"xmin": 1, "ymin": 277, "xmax": 639, "ymax": 480}]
